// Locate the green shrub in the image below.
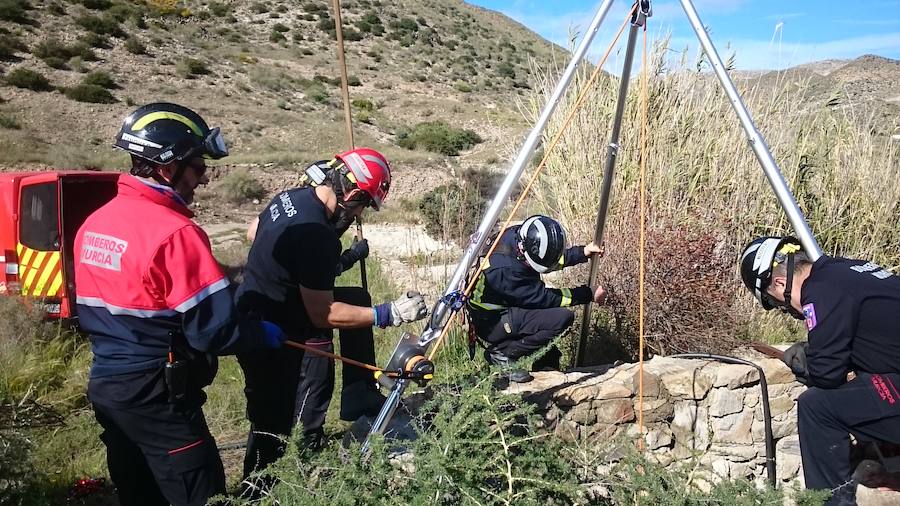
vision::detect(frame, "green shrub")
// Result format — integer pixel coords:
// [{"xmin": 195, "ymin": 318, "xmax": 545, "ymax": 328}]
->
[
  {"xmin": 82, "ymin": 70, "xmax": 116, "ymax": 89},
  {"xmin": 396, "ymin": 121, "xmax": 483, "ymax": 156},
  {"xmin": 453, "ymin": 81, "xmax": 471, "ymax": 93},
  {"xmin": 76, "ymin": 14, "xmax": 125, "ymax": 37},
  {"xmin": 303, "ymin": 80, "xmax": 328, "ymax": 102},
  {"xmin": 69, "ymin": 41, "xmax": 97, "ymax": 60},
  {"xmin": 5, "ymin": 68, "xmax": 52, "ymax": 91},
  {"xmin": 106, "ymin": 3, "xmax": 138, "ymax": 22},
  {"xmin": 81, "ymin": 0, "xmax": 111, "ymax": 10},
  {"xmin": 313, "ymin": 74, "xmax": 341, "ymax": 86},
  {"xmin": 0, "ymin": 114, "xmax": 20, "ymax": 129},
  {"xmin": 351, "ymin": 98, "xmax": 375, "ymax": 111},
  {"xmin": 250, "ymin": 1, "xmax": 268, "ymax": 14},
  {"xmin": 316, "ymin": 15, "xmax": 333, "ymax": 31},
  {"xmin": 354, "ymin": 20, "xmax": 371, "ymax": 33},
  {"xmin": 361, "ymin": 11, "xmax": 380, "ymax": 24},
  {"xmin": 81, "ymin": 31, "xmax": 110, "ymax": 49},
  {"xmin": 207, "ymin": 1, "xmax": 229, "ymax": 16},
  {"xmin": 176, "ymin": 58, "xmax": 209, "ymax": 78},
  {"xmin": 343, "ymin": 28, "xmax": 363, "ymax": 41},
  {"xmin": 47, "ymin": 2, "xmax": 64, "ymax": 15},
  {"xmin": 302, "ymin": 1, "xmax": 325, "ymax": 12},
  {"xmin": 269, "ymin": 30, "xmax": 286, "ymax": 43},
  {"xmin": 497, "ymin": 61, "xmax": 515, "ymax": 79},
  {"xmin": 68, "ymin": 56, "xmax": 86, "ymax": 72},
  {"xmin": 0, "ymin": 0, "xmax": 33, "ymax": 24},
  {"xmin": 124, "ymin": 35, "xmax": 145, "ymax": 54},
  {"xmin": 65, "ymin": 83, "xmax": 115, "ymax": 103},
  {"xmin": 33, "ymin": 38, "xmax": 67, "ymax": 59},
  {"xmin": 272, "ymin": 22, "xmax": 289, "ymax": 32},
  {"xmin": 419, "ymin": 169, "xmax": 498, "ymax": 241},
  {"xmin": 347, "ymin": 75, "xmax": 361, "ymax": 86},
  {"xmin": 0, "ymin": 31, "xmax": 26, "ymax": 60},
  {"xmin": 42, "ymin": 56, "xmax": 67, "ymax": 69},
  {"xmin": 220, "ymin": 170, "xmax": 265, "ymax": 203},
  {"xmin": 36, "ymin": 38, "xmax": 98, "ymax": 63},
  {"xmin": 390, "ymin": 17, "xmax": 418, "ymax": 31}
]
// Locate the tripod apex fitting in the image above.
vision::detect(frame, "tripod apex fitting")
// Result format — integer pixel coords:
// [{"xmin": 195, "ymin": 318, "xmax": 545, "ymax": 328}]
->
[{"xmin": 632, "ymin": 0, "xmax": 652, "ymax": 27}]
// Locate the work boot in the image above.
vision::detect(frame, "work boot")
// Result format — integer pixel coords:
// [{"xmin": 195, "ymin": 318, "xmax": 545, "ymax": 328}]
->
[
  {"xmin": 300, "ymin": 428, "xmax": 328, "ymax": 452},
  {"xmin": 340, "ymin": 381, "xmax": 387, "ymax": 421},
  {"xmin": 484, "ymin": 348, "xmax": 533, "ymax": 383}
]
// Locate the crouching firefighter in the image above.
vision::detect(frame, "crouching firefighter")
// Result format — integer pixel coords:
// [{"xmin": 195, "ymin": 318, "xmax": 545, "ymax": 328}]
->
[
  {"xmin": 741, "ymin": 236, "xmax": 900, "ymax": 505},
  {"xmin": 235, "ymin": 148, "xmax": 429, "ymax": 490},
  {"xmin": 465, "ymin": 215, "xmax": 606, "ymax": 383},
  {"xmin": 75, "ymin": 103, "xmax": 288, "ymax": 506}
]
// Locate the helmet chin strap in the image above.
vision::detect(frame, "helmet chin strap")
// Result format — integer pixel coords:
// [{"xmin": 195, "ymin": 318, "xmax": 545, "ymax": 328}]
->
[
  {"xmin": 779, "ymin": 253, "xmax": 806, "ymax": 320},
  {"xmin": 331, "ymin": 202, "xmax": 355, "ymax": 236}
]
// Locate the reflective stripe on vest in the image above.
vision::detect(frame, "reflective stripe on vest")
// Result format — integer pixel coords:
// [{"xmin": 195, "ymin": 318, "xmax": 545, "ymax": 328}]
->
[{"xmin": 468, "ymin": 258, "xmax": 506, "ymax": 311}]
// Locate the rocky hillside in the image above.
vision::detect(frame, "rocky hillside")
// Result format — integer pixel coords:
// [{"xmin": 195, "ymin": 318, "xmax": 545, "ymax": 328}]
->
[
  {"xmin": 1, "ymin": 1, "xmax": 896, "ymax": 178},
  {"xmin": 739, "ymin": 54, "xmax": 900, "ymax": 136},
  {"xmin": 0, "ymin": 0, "xmax": 561, "ymax": 171}
]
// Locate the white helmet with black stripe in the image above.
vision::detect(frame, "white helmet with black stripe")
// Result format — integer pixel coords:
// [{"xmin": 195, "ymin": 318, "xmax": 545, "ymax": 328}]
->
[
  {"xmin": 518, "ymin": 215, "xmax": 567, "ymax": 274},
  {"xmin": 740, "ymin": 235, "xmax": 804, "ymax": 318}
]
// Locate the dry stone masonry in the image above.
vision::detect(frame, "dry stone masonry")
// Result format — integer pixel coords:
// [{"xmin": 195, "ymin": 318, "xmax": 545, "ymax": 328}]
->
[{"xmin": 505, "ymin": 354, "xmax": 806, "ymax": 489}]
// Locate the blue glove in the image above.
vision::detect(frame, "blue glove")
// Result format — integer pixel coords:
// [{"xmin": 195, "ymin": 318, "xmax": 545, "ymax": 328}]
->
[
  {"xmin": 373, "ymin": 303, "xmax": 392, "ymax": 328},
  {"xmin": 261, "ymin": 321, "xmax": 287, "ymax": 348}
]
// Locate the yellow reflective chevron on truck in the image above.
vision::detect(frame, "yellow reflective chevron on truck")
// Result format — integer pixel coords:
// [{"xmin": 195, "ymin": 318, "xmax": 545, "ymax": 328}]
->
[{"xmin": 17, "ymin": 243, "xmax": 63, "ymax": 298}]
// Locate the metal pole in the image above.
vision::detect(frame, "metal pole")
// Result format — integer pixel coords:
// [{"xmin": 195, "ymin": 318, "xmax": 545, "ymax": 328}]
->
[
  {"xmin": 678, "ymin": 0, "xmax": 822, "ymax": 260},
  {"xmin": 362, "ymin": 0, "xmax": 619, "ymax": 453},
  {"xmin": 330, "ymin": 0, "xmax": 369, "ymax": 291},
  {"xmin": 575, "ymin": 8, "xmax": 646, "ymax": 367}
]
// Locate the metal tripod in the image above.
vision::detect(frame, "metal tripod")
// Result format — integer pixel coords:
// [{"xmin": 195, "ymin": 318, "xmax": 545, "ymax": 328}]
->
[{"xmin": 362, "ymin": 0, "xmax": 823, "ymax": 453}]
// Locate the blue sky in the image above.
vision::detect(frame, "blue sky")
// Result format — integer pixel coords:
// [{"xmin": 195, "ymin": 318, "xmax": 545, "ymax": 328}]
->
[{"xmin": 467, "ymin": 0, "xmax": 900, "ymax": 70}]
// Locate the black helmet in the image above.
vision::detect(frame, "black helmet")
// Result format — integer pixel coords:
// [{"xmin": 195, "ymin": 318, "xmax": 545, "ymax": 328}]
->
[
  {"xmin": 114, "ymin": 102, "xmax": 228, "ymax": 166},
  {"xmin": 518, "ymin": 215, "xmax": 567, "ymax": 273},
  {"xmin": 740, "ymin": 236, "xmax": 802, "ymax": 311}
]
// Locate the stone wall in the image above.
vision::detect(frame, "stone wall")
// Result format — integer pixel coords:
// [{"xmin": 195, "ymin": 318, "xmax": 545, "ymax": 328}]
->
[{"xmin": 506, "ymin": 353, "xmax": 806, "ymax": 488}]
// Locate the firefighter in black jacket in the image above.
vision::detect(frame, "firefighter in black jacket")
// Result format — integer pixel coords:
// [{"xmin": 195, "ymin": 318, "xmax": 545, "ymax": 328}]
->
[
  {"xmin": 235, "ymin": 148, "xmax": 428, "ymax": 495},
  {"xmin": 741, "ymin": 236, "xmax": 900, "ymax": 505},
  {"xmin": 467, "ymin": 215, "xmax": 606, "ymax": 382}
]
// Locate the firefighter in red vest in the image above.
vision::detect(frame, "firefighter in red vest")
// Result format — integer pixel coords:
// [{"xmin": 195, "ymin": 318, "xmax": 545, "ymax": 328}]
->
[{"xmin": 75, "ymin": 103, "xmax": 287, "ymax": 506}]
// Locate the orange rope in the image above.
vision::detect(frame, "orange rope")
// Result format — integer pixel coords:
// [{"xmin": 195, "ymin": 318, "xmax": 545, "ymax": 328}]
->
[
  {"xmin": 637, "ymin": 20, "xmax": 649, "ymax": 451},
  {"xmin": 283, "ymin": 339, "xmax": 404, "ymax": 377},
  {"xmin": 426, "ymin": 5, "xmax": 638, "ymax": 361}
]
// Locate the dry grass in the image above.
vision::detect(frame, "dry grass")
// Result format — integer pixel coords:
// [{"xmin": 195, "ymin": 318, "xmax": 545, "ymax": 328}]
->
[{"xmin": 523, "ymin": 37, "xmax": 900, "ymax": 357}]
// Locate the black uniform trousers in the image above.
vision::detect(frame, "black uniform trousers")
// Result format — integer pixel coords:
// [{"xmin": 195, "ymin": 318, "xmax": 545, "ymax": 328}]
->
[
  {"xmin": 797, "ymin": 372, "xmax": 900, "ymax": 505},
  {"xmin": 237, "ymin": 287, "xmax": 376, "ymax": 479},
  {"xmin": 469, "ymin": 306, "xmax": 574, "ymax": 362},
  {"xmin": 91, "ymin": 393, "xmax": 225, "ymax": 506}
]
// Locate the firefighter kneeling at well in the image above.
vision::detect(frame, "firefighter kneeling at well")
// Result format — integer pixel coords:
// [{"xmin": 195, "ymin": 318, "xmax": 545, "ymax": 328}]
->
[
  {"xmin": 741, "ymin": 236, "xmax": 900, "ymax": 505},
  {"xmin": 466, "ymin": 215, "xmax": 606, "ymax": 383}
]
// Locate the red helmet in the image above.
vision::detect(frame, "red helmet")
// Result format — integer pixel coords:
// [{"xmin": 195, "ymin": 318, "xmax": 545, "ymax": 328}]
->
[{"xmin": 336, "ymin": 147, "xmax": 391, "ymax": 210}]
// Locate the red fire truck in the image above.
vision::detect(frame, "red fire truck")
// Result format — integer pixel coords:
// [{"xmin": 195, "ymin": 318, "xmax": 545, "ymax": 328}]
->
[{"xmin": 0, "ymin": 171, "xmax": 119, "ymax": 318}]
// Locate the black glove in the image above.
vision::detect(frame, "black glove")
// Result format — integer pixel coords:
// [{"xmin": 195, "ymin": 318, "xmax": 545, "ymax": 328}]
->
[
  {"xmin": 337, "ymin": 238, "xmax": 369, "ymax": 274},
  {"xmin": 782, "ymin": 341, "xmax": 809, "ymax": 385}
]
